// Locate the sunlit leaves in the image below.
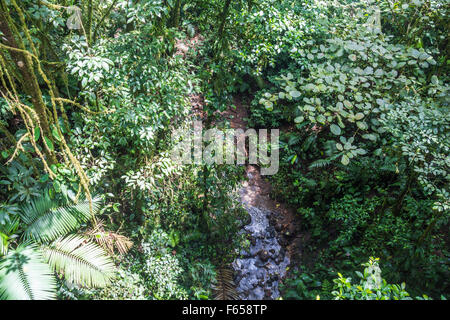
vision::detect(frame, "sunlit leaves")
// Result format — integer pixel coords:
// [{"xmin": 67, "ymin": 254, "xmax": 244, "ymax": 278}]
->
[
  {"xmin": 42, "ymin": 235, "xmax": 115, "ymax": 288},
  {"xmin": 0, "ymin": 244, "xmax": 56, "ymax": 300},
  {"xmin": 20, "ymin": 195, "xmax": 100, "ymax": 243},
  {"xmin": 256, "ymin": 2, "xmax": 443, "ymax": 168}
]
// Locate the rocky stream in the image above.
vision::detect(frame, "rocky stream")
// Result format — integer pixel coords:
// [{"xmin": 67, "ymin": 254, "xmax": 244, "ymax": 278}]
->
[{"xmin": 226, "ymin": 97, "xmax": 295, "ymax": 300}]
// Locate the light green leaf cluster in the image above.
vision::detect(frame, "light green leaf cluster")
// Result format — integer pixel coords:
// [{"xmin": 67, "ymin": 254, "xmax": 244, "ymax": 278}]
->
[
  {"xmin": 332, "ymin": 258, "xmax": 413, "ymax": 300},
  {"xmin": 258, "ymin": 4, "xmax": 444, "ymax": 166}
]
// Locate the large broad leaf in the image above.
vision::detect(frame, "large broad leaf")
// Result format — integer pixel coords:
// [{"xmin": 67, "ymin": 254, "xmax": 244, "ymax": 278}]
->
[
  {"xmin": 42, "ymin": 235, "xmax": 115, "ymax": 288},
  {"xmin": 20, "ymin": 195, "xmax": 101, "ymax": 243},
  {"xmin": 0, "ymin": 244, "xmax": 56, "ymax": 300}
]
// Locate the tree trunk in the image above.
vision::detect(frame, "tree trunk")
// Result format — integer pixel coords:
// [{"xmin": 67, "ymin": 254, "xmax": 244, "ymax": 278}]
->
[
  {"xmin": 86, "ymin": 0, "xmax": 93, "ymax": 45},
  {"xmin": 393, "ymin": 167, "xmax": 415, "ymax": 216},
  {"xmin": 169, "ymin": 0, "xmax": 182, "ymax": 28},
  {"xmin": 217, "ymin": 0, "xmax": 232, "ymax": 40}
]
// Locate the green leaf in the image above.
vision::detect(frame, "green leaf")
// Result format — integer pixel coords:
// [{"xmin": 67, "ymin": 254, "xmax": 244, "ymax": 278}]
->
[
  {"xmin": 294, "ymin": 116, "xmax": 304, "ymax": 124},
  {"xmin": 290, "ymin": 90, "xmax": 301, "ymax": 98},
  {"xmin": 53, "ymin": 180, "xmax": 61, "ymax": 193},
  {"xmin": 363, "ymin": 66, "xmax": 373, "ymax": 75},
  {"xmin": 356, "ymin": 148, "xmax": 367, "ymax": 155},
  {"xmin": 362, "ymin": 134, "xmax": 377, "ymax": 141},
  {"xmin": 330, "ymin": 124, "xmax": 341, "ymax": 135},
  {"xmin": 51, "ymin": 127, "xmax": 61, "ymax": 142},
  {"xmin": 431, "ymin": 75, "xmax": 439, "ymax": 85},
  {"xmin": 343, "ymin": 100, "xmax": 353, "ymax": 109},
  {"xmin": 356, "ymin": 121, "xmax": 368, "ymax": 130},
  {"xmin": 264, "ymin": 100, "xmax": 273, "ymax": 110},
  {"xmin": 317, "ymin": 115, "xmax": 326, "ymax": 124},
  {"xmin": 44, "ymin": 137, "xmax": 54, "ymax": 151},
  {"xmin": 34, "ymin": 127, "xmax": 41, "ymax": 142},
  {"xmin": 341, "ymin": 154, "xmax": 349, "ymax": 165},
  {"xmin": 291, "ymin": 154, "xmax": 297, "ymax": 165}
]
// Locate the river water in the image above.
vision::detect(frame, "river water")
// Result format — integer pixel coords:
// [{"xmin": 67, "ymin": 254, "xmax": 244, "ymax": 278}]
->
[{"xmin": 232, "ymin": 169, "xmax": 290, "ymax": 300}]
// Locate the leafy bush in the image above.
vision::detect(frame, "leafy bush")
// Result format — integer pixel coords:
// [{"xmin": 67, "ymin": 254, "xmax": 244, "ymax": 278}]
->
[
  {"xmin": 332, "ymin": 258, "xmax": 428, "ymax": 300},
  {"xmin": 140, "ymin": 229, "xmax": 188, "ymax": 300}
]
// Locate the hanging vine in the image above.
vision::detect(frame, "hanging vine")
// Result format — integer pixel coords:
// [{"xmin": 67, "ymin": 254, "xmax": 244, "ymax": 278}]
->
[{"xmin": 0, "ymin": 0, "xmax": 100, "ymax": 214}]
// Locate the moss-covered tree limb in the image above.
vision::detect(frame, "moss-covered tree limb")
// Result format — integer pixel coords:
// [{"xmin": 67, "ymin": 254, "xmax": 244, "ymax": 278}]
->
[{"xmin": 0, "ymin": 2, "xmax": 57, "ymax": 164}]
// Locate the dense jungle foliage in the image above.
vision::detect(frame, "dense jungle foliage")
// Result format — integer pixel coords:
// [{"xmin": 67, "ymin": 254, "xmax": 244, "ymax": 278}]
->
[{"xmin": 0, "ymin": 0, "xmax": 448, "ymax": 300}]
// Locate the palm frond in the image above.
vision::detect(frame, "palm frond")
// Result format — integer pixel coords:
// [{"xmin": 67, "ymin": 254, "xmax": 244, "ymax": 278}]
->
[
  {"xmin": 85, "ymin": 220, "xmax": 133, "ymax": 255},
  {"xmin": 41, "ymin": 235, "xmax": 115, "ymax": 288},
  {"xmin": 309, "ymin": 158, "xmax": 333, "ymax": 169},
  {"xmin": 212, "ymin": 266, "xmax": 239, "ymax": 300},
  {"xmin": 0, "ymin": 244, "xmax": 56, "ymax": 300},
  {"xmin": 20, "ymin": 195, "xmax": 101, "ymax": 243}
]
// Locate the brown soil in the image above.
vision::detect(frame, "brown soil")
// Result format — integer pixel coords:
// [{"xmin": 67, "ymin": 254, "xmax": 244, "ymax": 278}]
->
[{"xmin": 175, "ymin": 33, "xmax": 205, "ymax": 57}]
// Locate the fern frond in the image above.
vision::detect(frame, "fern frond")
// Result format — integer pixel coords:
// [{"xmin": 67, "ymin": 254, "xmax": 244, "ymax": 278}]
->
[
  {"xmin": 0, "ymin": 244, "xmax": 56, "ymax": 300},
  {"xmin": 41, "ymin": 235, "xmax": 115, "ymax": 288},
  {"xmin": 309, "ymin": 153, "xmax": 341, "ymax": 170},
  {"xmin": 20, "ymin": 195, "xmax": 101, "ymax": 243},
  {"xmin": 309, "ymin": 158, "xmax": 333, "ymax": 169},
  {"xmin": 212, "ymin": 267, "xmax": 239, "ymax": 300}
]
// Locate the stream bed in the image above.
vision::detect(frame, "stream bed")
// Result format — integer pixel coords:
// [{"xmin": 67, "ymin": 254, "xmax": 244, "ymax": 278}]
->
[
  {"xmin": 227, "ymin": 97, "xmax": 291, "ymax": 300},
  {"xmin": 232, "ymin": 175, "xmax": 290, "ymax": 300}
]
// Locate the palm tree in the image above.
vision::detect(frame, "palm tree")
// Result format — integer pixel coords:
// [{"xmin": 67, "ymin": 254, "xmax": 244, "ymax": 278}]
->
[{"xmin": 0, "ymin": 195, "xmax": 115, "ymax": 299}]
